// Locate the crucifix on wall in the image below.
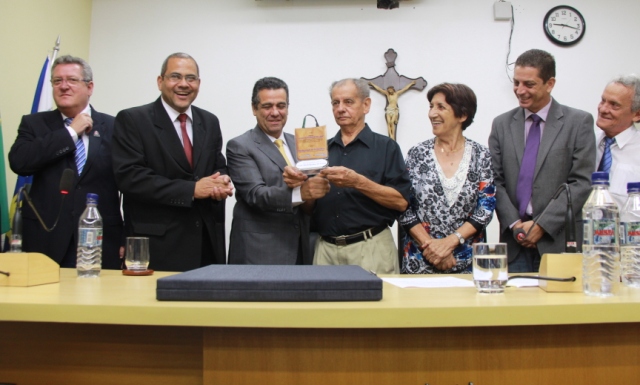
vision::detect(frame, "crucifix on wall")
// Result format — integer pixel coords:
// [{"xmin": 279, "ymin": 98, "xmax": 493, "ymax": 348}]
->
[{"xmin": 362, "ymin": 49, "xmax": 427, "ymax": 141}]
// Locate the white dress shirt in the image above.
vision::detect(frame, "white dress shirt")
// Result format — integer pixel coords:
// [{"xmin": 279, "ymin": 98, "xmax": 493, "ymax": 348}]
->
[{"xmin": 596, "ymin": 125, "xmax": 640, "ymax": 210}]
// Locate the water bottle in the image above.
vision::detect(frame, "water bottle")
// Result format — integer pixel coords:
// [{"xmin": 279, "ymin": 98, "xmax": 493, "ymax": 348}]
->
[
  {"xmin": 582, "ymin": 172, "xmax": 620, "ymax": 297},
  {"xmin": 621, "ymin": 182, "xmax": 640, "ymax": 287},
  {"xmin": 77, "ymin": 193, "xmax": 103, "ymax": 278}
]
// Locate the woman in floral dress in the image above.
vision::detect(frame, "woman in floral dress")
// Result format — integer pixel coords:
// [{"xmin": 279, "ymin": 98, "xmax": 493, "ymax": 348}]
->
[{"xmin": 400, "ymin": 83, "xmax": 495, "ymax": 274}]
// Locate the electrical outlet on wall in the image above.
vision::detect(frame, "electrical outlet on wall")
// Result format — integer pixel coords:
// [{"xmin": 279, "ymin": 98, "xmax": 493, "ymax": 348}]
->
[{"xmin": 494, "ymin": 1, "xmax": 512, "ymax": 21}]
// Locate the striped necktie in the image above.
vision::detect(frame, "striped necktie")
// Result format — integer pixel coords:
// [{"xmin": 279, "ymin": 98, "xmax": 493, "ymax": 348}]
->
[
  {"xmin": 597, "ymin": 137, "xmax": 615, "ymax": 174},
  {"xmin": 65, "ymin": 118, "xmax": 86, "ymax": 175}
]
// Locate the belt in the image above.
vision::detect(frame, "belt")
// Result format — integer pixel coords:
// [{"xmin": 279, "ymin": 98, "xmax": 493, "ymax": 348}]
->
[{"xmin": 322, "ymin": 225, "xmax": 387, "ymax": 247}]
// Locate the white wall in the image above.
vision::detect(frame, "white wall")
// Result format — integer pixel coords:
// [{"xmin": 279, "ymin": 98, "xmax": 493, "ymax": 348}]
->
[{"xmin": 89, "ymin": 0, "xmax": 640, "ymax": 247}]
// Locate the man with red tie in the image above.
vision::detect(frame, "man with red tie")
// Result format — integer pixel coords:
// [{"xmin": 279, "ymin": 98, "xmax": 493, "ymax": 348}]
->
[{"xmin": 112, "ymin": 53, "xmax": 233, "ymax": 271}]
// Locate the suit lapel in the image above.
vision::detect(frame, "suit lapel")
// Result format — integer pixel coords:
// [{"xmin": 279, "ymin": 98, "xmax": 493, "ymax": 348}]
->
[
  {"xmin": 284, "ymin": 132, "xmax": 298, "ymax": 164},
  {"xmin": 252, "ymin": 127, "xmax": 288, "ymax": 171},
  {"xmin": 534, "ymin": 99, "xmax": 563, "ymax": 179},
  {"xmin": 152, "ymin": 99, "xmax": 192, "ymax": 172},
  {"xmin": 510, "ymin": 108, "xmax": 526, "ymax": 165},
  {"xmin": 191, "ymin": 108, "xmax": 205, "ymax": 170},
  {"xmin": 46, "ymin": 110, "xmax": 78, "ymax": 172},
  {"xmin": 80, "ymin": 108, "xmax": 103, "ymax": 179}
]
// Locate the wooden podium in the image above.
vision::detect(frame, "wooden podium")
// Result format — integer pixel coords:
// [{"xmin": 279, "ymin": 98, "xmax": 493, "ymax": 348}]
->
[{"xmin": 0, "ymin": 252, "xmax": 59, "ymax": 287}]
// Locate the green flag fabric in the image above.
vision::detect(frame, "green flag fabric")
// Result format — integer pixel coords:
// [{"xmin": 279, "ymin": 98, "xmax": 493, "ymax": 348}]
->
[{"xmin": 0, "ymin": 114, "xmax": 10, "ymax": 234}]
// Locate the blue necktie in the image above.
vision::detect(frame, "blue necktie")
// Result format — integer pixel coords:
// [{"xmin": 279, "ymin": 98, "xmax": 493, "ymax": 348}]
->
[
  {"xmin": 598, "ymin": 137, "xmax": 615, "ymax": 174},
  {"xmin": 65, "ymin": 118, "xmax": 86, "ymax": 175},
  {"xmin": 516, "ymin": 114, "xmax": 542, "ymax": 220}
]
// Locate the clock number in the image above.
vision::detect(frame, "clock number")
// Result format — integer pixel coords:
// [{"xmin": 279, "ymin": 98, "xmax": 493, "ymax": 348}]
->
[
  {"xmin": 562, "ymin": 10, "xmax": 566, "ymax": 15},
  {"xmin": 551, "ymin": 17, "xmax": 556, "ymax": 21},
  {"xmin": 570, "ymin": 34, "xmax": 574, "ymax": 39},
  {"xmin": 574, "ymin": 17, "xmax": 578, "ymax": 21},
  {"xmin": 555, "ymin": 12, "xmax": 559, "ymax": 17},
  {"xmin": 548, "ymin": 23, "xmax": 553, "ymax": 29},
  {"xmin": 552, "ymin": 29, "xmax": 555, "ymax": 34},
  {"xmin": 564, "ymin": 36, "xmax": 567, "ymax": 41}
]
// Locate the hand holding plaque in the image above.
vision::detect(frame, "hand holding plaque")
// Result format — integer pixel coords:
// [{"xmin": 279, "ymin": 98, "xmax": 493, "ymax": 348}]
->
[{"xmin": 294, "ymin": 115, "xmax": 328, "ymax": 175}]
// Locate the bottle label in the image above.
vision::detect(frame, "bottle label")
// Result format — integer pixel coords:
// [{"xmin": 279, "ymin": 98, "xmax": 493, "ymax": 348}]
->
[
  {"xmin": 592, "ymin": 219, "xmax": 618, "ymax": 245},
  {"xmin": 622, "ymin": 221, "xmax": 640, "ymax": 245},
  {"xmin": 79, "ymin": 228, "xmax": 103, "ymax": 247}
]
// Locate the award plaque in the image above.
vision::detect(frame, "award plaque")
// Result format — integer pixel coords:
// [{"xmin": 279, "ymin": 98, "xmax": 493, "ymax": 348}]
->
[{"xmin": 294, "ymin": 115, "xmax": 328, "ymax": 175}]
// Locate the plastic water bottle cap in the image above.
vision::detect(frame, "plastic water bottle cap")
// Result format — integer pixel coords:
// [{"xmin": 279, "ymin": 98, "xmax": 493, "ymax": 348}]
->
[
  {"xmin": 86, "ymin": 193, "xmax": 99, "ymax": 204},
  {"xmin": 627, "ymin": 182, "xmax": 640, "ymax": 193},
  {"xmin": 591, "ymin": 171, "xmax": 609, "ymax": 185}
]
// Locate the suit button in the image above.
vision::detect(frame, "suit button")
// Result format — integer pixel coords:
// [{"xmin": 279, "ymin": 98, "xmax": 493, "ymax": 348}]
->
[{"xmin": 195, "ymin": 221, "xmax": 200, "ymax": 227}]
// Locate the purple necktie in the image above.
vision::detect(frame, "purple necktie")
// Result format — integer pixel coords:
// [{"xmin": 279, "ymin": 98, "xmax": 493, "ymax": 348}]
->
[{"xmin": 516, "ymin": 114, "xmax": 542, "ymax": 220}]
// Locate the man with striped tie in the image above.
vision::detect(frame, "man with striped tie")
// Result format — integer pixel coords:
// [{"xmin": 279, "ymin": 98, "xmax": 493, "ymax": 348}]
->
[
  {"xmin": 595, "ymin": 74, "xmax": 640, "ymax": 209},
  {"xmin": 9, "ymin": 55, "xmax": 124, "ymax": 268}
]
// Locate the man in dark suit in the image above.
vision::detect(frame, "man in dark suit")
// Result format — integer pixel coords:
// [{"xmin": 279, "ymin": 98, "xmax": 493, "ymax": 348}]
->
[
  {"xmin": 9, "ymin": 55, "xmax": 123, "ymax": 268},
  {"xmin": 226, "ymin": 77, "xmax": 329, "ymax": 265},
  {"xmin": 112, "ymin": 53, "xmax": 233, "ymax": 272},
  {"xmin": 489, "ymin": 49, "xmax": 596, "ymax": 272}
]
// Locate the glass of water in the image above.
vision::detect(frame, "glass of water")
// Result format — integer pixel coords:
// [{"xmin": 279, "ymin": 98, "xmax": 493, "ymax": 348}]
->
[
  {"xmin": 125, "ymin": 237, "xmax": 150, "ymax": 271},
  {"xmin": 473, "ymin": 243, "xmax": 508, "ymax": 293}
]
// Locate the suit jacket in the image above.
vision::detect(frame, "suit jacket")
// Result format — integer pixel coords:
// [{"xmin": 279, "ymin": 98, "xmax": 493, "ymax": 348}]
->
[
  {"xmin": 111, "ymin": 98, "xmax": 227, "ymax": 272},
  {"xmin": 226, "ymin": 127, "xmax": 311, "ymax": 265},
  {"xmin": 8, "ymin": 107, "xmax": 123, "ymax": 268},
  {"xmin": 489, "ymin": 98, "xmax": 596, "ymax": 261}
]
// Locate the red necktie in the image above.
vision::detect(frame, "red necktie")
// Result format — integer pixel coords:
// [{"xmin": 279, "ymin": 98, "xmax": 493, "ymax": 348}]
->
[{"xmin": 178, "ymin": 113, "xmax": 193, "ymax": 168}]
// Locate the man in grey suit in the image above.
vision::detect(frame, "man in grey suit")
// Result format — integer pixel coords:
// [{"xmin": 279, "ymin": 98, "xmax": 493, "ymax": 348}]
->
[
  {"xmin": 489, "ymin": 49, "xmax": 596, "ymax": 272},
  {"xmin": 226, "ymin": 77, "xmax": 330, "ymax": 265}
]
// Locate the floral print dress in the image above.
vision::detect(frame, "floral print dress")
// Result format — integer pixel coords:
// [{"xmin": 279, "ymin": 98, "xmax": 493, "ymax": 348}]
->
[{"xmin": 399, "ymin": 138, "xmax": 496, "ymax": 274}]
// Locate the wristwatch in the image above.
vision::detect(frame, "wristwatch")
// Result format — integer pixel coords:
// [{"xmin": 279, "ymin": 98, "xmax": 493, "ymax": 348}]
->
[{"xmin": 453, "ymin": 231, "xmax": 465, "ymax": 245}]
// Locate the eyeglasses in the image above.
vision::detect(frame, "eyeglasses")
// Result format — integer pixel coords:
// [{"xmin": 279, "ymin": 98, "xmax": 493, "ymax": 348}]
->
[
  {"xmin": 163, "ymin": 73, "xmax": 199, "ymax": 84},
  {"xmin": 51, "ymin": 77, "xmax": 89, "ymax": 87}
]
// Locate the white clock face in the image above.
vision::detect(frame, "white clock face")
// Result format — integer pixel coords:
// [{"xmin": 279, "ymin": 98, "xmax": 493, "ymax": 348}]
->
[{"xmin": 544, "ymin": 6, "xmax": 585, "ymax": 46}]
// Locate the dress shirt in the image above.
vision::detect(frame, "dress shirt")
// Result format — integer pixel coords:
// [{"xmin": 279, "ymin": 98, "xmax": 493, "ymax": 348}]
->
[
  {"xmin": 596, "ymin": 125, "xmax": 640, "ymax": 209},
  {"xmin": 161, "ymin": 98, "xmax": 193, "ymax": 145},
  {"xmin": 265, "ymin": 133, "xmax": 302, "ymax": 205},
  {"xmin": 63, "ymin": 104, "xmax": 90, "ymax": 153},
  {"xmin": 313, "ymin": 124, "xmax": 411, "ymax": 236}
]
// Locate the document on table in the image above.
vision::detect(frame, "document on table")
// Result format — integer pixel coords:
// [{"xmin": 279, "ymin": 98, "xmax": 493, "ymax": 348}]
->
[
  {"xmin": 382, "ymin": 277, "xmax": 540, "ymax": 288},
  {"xmin": 383, "ymin": 277, "xmax": 475, "ymax": 288}
]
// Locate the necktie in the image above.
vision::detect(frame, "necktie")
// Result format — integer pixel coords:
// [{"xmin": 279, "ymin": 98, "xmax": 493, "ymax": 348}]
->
[
  {"xmin": 598, "ymin": 137, "xmax": 615, "ymax": 174},
  {"xmin": 177, "ymin": 113, "xmax": 193, "ymax": 168},
  {"xmin": 516, "ymin": 114, "xmax": 542, "ymax": 220},
  {"xmin": 66, "ymin": 118, "xmax": 86, "ymax": 175},
  {"xmin": 274, "ymin": 139, "xmax": 292, "ymax": 166}
]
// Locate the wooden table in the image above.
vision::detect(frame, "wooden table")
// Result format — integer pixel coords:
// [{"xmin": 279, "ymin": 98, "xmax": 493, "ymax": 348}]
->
[{"xmin": 1, "ymin": 269, "xmax": 639, "ymax": 384}]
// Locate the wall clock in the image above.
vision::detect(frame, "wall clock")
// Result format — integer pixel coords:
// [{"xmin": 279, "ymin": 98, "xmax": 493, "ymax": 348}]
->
[{"xmin": 543, "ymin": 5, "xmax": 585, "ymax": 46}]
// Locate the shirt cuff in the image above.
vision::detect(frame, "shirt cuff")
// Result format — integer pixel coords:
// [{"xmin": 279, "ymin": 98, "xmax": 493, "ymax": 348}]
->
[
  {"xmin": 66, "ymin": 126, "xmax": 79, "ymax": 141},
  {"xmin": 292, "ymin": 186, "xmax": 303, "ymax": 207}
]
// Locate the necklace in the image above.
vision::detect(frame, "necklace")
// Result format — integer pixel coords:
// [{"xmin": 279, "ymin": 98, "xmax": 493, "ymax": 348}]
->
[{"xmin": 436, "ymin": 138, "xmax": 465, "ymax": 155}]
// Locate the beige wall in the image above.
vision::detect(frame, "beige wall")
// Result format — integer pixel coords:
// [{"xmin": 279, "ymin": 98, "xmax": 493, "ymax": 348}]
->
[{"xmin": 0, "ymin": 0, "xmax": 92, "ymax": 198}]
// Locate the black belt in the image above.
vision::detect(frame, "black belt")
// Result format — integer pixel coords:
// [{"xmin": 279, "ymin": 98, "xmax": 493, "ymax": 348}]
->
[{"xmin": 322, "ymin": 225, "xmax": 387, "ymax": 247}]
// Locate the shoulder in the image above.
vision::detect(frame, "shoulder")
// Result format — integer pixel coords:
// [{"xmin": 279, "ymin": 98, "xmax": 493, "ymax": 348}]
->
[
  {"xmin": 227, "ymin": 129, "xmax": 255, "ymax": 147},
  {"xmin": 91, "ymin": 108, "xmax": 114, "ymax": 123},
  {"xmin": 407, "ymin": 138, "xmax": 434, "ymax": 156},
  {"xmin": 492, "ymin": 106, "xmax": 520, "ymax": 125},
  {"xmin": 191, "ymin": 105, "xmax": 219, "ymax": 122},
  {"xmin": 116, "ymin": 101, "xmax": 156, "ymax": 119},
  {"xmin": 467, "ymin": 138, "xmax": 490, "ymax": 154}
]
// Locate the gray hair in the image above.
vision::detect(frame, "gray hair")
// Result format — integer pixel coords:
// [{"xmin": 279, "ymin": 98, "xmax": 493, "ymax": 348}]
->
[
  {"xmin": 329, "ymin": 78, "xmax": 370, "ymax": 100},
  {"xmin": 160, "ymin": 52, "xmax": 199, "ymax": 76},
  {"xmin": 610, "ymin": 74, "xmax": 640, "ymax": 112},
  {"xmin": 51, "ymin": 55, "xmax": 93, "ymax": 82}
]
